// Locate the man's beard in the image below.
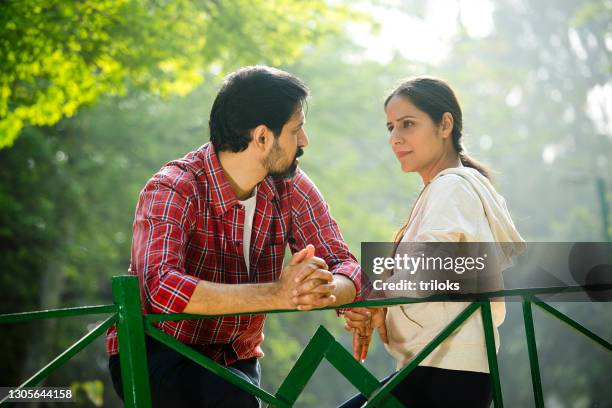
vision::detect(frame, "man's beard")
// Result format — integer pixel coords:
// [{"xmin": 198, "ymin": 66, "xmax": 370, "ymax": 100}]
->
[{"xmin": 263, "ymin": 142, "xmax": 304, "ymax": 180}]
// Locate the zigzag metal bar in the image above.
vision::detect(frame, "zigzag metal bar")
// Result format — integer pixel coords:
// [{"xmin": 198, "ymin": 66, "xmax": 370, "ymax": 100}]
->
[
  {"xmin": 531, "ymin": 296, "xmax": 612, "ymax": 352},
  {"xmin": 143, "ymin": 323, "xmax": 402, "ymax": 408},
  {"xmin": 0, "ymin": 314, "xmax": 118, "ymax": 406},
  {"xmin": 145, "ymin": 324, "xmax": 288, "ymax": 407},
  {"xmin": 275, "ymin": 326, "xmax": 403, "ymax": 407},
  {"xmin": 481, "ymin": 301, "xmax": 503, "ymax": 407},
  {"xmin": 145, "ymin": 309, "xmax": 484, "ymax": 408},
  {"xmin": 364, "ymin": 302, "xmax": 480, "ymax": 407},
  {"xmin": 325, "ymin": 339, "xmax": 404, "ymax": 408},
  {"xmin": 522, "ymin": 299, "xmax": 545, "ymax": 408},
  {"xmin": 275, "ymin": 326, "xmax": 333, "ymax": 404}
]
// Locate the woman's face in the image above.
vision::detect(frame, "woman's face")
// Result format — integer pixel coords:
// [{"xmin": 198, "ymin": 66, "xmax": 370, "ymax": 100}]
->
[{"xmin": 385, "ymin": 94, "xmax": 446, "ymax": 174}]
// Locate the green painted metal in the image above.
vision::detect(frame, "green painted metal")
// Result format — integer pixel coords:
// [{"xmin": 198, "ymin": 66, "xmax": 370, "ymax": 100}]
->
[
  {"xmin": 0, "ymin": 314, "xmax": 117, "ymax": 406},
  {"xmin": 345, "ymin": 284, "xmax": 612, "ymax": 308},
  {"xmin": 363, "ymin": 302, "xmax": 481, "ymax": 407},
  {"xmin": 0, "ymin": 304, "xmax": 117, "ymax": 325},
  {"xmin": 145, "ymin": 284, "xmax": 612, "ymax": 324},
  {"xmin": 481, "ymin": 300, "xmax": 503, "ymax": 408},
  {"xmin": 275, "ymin": 325, "xmax": 403, "ymax": 407},
  {"xmin": 531, "ymin": 297, "xmax": 612, "ymax": 352},
  {"xmin": 324, "ymin": 338, "xmax": 404, "ymax": 408},
  {"xmin": 145, "ymin": 324, "xmax": 288, "ymax": 408},
  {"xmin": 522, "ymin": 299, "xmax": 545, "ymax": 408},
  {"xmin": 112, "ymin": 276, "xmax": 152, "ymax": 408},
  {"xmin": 275, "ymin": 325, "xmax": 333, "ymax": 404}
]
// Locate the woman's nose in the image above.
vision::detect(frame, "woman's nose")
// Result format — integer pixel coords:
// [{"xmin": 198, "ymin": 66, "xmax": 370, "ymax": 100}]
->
[{"xmin": 388, "ymin": 128, "xmax": 402, "ymax": 145}]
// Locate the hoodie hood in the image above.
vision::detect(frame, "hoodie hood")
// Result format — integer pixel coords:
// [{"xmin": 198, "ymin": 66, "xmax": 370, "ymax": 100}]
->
[{"xmin": 434, "ymin": 166, "xmax": 526, "ymax": 268}]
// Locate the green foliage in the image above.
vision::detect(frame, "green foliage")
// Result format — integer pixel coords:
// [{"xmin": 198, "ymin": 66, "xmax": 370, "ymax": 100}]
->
[
  {"xmin": 71, "ymin": 379, "xmax": 104, "ymax": 406},
  {"xmin": 0, "ymin": 0, "xmax": 360, "ymax": 148}
]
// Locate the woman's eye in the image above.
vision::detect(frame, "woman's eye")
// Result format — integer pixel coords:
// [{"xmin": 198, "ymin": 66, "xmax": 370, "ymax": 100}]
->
[
  {"xmin": 403, "ymin": 120, "xmax": 413, "ymax": 128},
  {"xmin": 387, "ymin": 125, "xmax": 394, "ymax": 132}
]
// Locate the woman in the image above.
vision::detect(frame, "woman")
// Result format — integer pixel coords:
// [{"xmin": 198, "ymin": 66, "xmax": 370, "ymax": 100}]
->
[{"xmin": 341, "ymin": 77, "xmax": 525, "ymax": 408}]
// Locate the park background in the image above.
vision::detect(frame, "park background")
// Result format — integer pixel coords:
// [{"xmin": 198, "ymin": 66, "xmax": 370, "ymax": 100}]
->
[{"xmin": 1, "ymin": 0, "xmax": 610, "ymax": 406}]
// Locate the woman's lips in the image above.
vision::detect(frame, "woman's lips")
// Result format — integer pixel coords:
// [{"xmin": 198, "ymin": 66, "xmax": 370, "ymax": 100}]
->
[{"xmin": 396, "ymin": 151, "xmax": 413, "ymax": 159}]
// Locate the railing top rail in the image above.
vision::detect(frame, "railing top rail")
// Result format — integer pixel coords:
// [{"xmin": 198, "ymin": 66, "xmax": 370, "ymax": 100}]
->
[
  {"xmin": 1, "ymin": 281, "xmax": 609, "ymax": 325},
  {"xmin": 146, "ymin": 283, "xmax": 612, "ymax": 323},
  {"xmin": 0, "ymin": 304, "xmax": 118, "ymax": 325}
]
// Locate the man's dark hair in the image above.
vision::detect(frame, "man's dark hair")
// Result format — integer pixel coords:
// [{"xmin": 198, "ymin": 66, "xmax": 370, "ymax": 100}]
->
[{"xmin": 209, "ymin": 66, "xmax": 309, "ymax": 153}]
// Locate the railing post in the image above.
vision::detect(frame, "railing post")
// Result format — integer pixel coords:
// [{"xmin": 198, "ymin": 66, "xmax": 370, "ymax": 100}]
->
[
  {"xmin": 522, "ymin": 298, "xmax": 545, "ymax": 408},
  {"xmin": 112, "ymin": 276, "xmax": 152, "ymax": 408},
  {"xmin": 480, "ymin": 300, "xmax": 504, "ymax": 408}
]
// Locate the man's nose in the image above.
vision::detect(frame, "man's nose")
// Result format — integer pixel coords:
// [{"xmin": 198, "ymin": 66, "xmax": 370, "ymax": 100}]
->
[{"xmin": 298, "ymin": 129, "xmax": 309, "ymax": 148}]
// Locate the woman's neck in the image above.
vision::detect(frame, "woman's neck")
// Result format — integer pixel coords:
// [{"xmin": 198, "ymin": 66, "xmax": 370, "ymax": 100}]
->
[{"xmin": 419, "ymin": 151, "xmax": 461, "ymax": 185}]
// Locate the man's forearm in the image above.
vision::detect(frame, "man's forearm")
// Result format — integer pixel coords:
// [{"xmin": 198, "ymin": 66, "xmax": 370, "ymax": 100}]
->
[
  {"xmin": 183, "ymin": 274, "xmax": 355, "ymax": 315},
  {"xmin": 330, "ymin": 274, "xmax": 357, "ymax": 307},
  {"xmin": 183, "ymin": 280, "xmax": 288, "ymax": 315}
]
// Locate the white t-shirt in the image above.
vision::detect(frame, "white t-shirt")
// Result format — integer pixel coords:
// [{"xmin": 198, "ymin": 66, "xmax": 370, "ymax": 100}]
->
[{"xmin": 238, "ymin": 187, "xmax": 258, "ymax": 274}]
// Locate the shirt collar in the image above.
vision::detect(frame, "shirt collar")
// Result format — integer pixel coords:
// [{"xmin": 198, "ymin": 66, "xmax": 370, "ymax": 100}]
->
[{"xmin": 201, "ymin": 144, "xmax": 279, "ymax": 216}]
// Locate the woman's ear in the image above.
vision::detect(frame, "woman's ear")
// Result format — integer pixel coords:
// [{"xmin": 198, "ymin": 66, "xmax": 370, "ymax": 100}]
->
[{"xmin": 441, "ymin": 112, "xmax": 454, "ymax": 139}]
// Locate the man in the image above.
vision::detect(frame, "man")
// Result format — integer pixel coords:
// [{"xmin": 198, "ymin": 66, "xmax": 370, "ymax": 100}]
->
[{"xmin": 106, "ymin": 66, "xmax": 360, "ymax": 407}]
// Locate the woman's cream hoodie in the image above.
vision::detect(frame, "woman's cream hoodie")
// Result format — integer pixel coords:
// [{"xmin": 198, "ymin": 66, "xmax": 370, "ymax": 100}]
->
[{"xmin": 385, "ymin": 165, "xmax": 525, "ymax": 373}]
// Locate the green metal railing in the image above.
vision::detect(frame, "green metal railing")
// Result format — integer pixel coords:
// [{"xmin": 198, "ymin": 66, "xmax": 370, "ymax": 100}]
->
[{"xmin": 1, "ymin": 276, "xmax": 611, "ymax": 407}]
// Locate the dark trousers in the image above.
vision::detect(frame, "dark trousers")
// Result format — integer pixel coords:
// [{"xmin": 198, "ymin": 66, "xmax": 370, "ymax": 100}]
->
[
  {"xmin": 339, "ymin": 366, "xmax": 492, "ymax": 408},
  {"xmin": 109, "ymin": 336, "xmax": 260, "ymax": 408}
]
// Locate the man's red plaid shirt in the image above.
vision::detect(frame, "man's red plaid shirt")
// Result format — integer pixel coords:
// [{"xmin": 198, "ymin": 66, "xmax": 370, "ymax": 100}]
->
[{"xmin": 106, "ymin": 143, "xmax": 360, "ymax": 365}]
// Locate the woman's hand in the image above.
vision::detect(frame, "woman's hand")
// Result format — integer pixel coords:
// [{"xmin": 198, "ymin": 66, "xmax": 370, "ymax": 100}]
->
[{"xmin": 344, "ymin": 307, "xmax": 388, "ymax": 362}]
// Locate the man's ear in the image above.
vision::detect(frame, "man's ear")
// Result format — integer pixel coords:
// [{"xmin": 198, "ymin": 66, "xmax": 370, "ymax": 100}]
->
[
  {"xmin": 252, "ymin": 125, "xmax": 272, "ymax": 152},
  {"xmin": 440, "ymin": 112, "xmax": 454, "ymax": 139}
]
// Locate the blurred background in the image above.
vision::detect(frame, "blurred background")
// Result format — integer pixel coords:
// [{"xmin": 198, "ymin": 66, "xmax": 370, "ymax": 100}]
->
[{"xmin": 1, "ymin": 0, "xmax": 610, "ymax": 406}]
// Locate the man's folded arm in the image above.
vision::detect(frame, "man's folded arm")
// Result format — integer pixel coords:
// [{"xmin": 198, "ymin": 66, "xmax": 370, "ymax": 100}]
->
[{"xmin": 135, "ymin": 179, "xmax": 298, "ymax": 316}]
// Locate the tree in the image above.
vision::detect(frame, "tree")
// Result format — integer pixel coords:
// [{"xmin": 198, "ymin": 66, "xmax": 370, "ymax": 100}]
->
[{"xmin": 0, "ymin": 0, "xmax": 359, "ymax": 148}]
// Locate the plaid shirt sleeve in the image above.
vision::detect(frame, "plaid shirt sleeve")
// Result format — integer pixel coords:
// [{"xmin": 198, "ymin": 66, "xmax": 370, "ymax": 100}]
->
[
  {"xmin": 290, "ymin": 170, "xmax": 361, "ymax": 302},
  {"xmin": 132, "ymin": 173, "xmax": 200, "ymax": 314}
]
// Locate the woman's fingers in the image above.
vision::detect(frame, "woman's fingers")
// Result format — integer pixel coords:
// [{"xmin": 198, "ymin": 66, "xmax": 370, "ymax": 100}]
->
[
  {"xmin": 344, "ymin": 307, "xmax": 372, "ymax": 332},
  {"xmin": 344, "ymin": 308, "xmax": 371, "ymax": 321},
  {"xmin": 377, "ymin": 322, "xmax": 389, "ymax": 344},
  {"xmin": 352, "ymin": 331, "xmax": 372, "ymax": 362},
  {"xmin": 352, "ymin": 330, "xmax": 361, "ymax": 360},
  {"xmin": 346, "ymin": 307, "xmax": 386, "ymax": 358},
  {"xmin": 359, "ymin": 333, "xmax": 371, "ymax": 362}
]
